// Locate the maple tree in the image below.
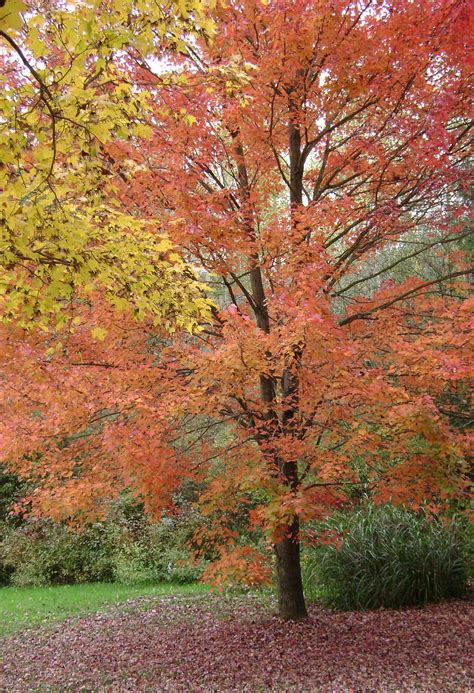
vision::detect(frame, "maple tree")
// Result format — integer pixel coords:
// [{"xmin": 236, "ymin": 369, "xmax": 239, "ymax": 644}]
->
[
  {"xmin": 0, "ymin": 0, "xmax": 213, "ymax": 331},
  {"xmin": 1, "ymin": 0, "xmax": 472, "ymax": 620}
]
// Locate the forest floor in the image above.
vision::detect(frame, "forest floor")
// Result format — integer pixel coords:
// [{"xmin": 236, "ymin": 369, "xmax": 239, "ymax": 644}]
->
[{"xmin": 1, "ymin": 591, "xmax": 472, "ymax": 692}]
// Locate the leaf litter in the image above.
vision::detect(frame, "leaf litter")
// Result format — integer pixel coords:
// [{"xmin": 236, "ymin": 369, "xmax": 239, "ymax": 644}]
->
[{"xmin": 1, "ymin": 593, "xmax": 472, "ymax": 692}]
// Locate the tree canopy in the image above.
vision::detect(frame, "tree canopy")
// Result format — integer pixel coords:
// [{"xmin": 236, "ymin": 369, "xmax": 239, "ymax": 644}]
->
[
  {"xmin": 0, "ymin": 0, "xmax": 213, "ymax": 331},
  {"xmin": 1, "ymin": 0, "xmax": 472, "ymax": 619}
]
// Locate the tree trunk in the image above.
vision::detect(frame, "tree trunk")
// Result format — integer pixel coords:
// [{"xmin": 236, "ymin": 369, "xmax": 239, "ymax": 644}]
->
[
  {"xmin": 274, "ymin": 516, "xmax": 308, "ymax": 620},
  {"xmin": 231, "ymin": 125, "xmax": 307, "ymax": 621}
]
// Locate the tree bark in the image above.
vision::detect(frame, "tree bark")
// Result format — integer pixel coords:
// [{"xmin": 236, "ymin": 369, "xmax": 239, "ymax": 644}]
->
[
  {"xmin": 272, "ymin": 81, "xmax": 309, "ymax": 621},
  {"xmin": 275, "ymin": 344, "xmax": 308, "ymax": 620},
  {"xmin": 274, "ymin": 515, "xmax": 308, "ymax": 620},
  {"xmin": 231, "ymin": 127, "xmax": 308, "ymax": 620}
]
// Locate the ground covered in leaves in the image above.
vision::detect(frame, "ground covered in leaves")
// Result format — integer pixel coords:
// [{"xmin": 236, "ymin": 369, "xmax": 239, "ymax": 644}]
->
[{"xmin": 1, "ymin": 593, "xmax": 472, "ymax": 692}]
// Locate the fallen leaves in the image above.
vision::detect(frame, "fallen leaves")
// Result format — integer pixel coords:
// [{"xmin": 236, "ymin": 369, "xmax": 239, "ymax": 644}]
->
[{"xmin": 1, "ymin": 593, "xmax": 472, "ymax": 691}]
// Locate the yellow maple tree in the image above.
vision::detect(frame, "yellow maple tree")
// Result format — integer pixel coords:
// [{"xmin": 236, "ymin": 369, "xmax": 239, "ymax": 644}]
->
[{"xmin": 0, "ymin": 0, "xmax": 214, "ymax": 331}]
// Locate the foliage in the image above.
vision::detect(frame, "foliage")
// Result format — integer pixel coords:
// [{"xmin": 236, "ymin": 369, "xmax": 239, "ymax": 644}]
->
[
  {"xmin": 0, "ymin": 581, "xmax": 208, "ymax": 636},
  {"xmin": 0, "ymin": 0, "xmax": 213, "ymax": 332},
  {"xmin": 0, "ymin": 494, "xmax": 206, "ymax": 587},
  {"xmin": 1, "ymin": 593, "xmax": 473, "ymax": 690},
  {"xmin": 1, "ymin": 0, "xmax": 472, "ymax": 618},
  {"xmin": 111, "ymin": 505, "xmax": 204, "ymax": 585},
  {"xmin": 0, "ymin": 519, "xmax": 116, "ymax": 586},
  {"xmin": 303, "ymin": 504, "xmax": 470, "ymax": 610},
  {"xmin": 0, "ymin": 524, "xmax": 14, "ymax": 587},
  {"xmin": 0, "ymin": 465, "xmax": 24, "ymax": 522},
  {"xmin": 0, "ymin": 466, "xmax": 29, "ymax": 584}
]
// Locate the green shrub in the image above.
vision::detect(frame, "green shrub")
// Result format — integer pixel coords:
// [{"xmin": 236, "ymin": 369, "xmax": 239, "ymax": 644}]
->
[
  {"xmin": 0, "ymin": 522, "xmax": 15, "ymax": 586},
  {"xmin": 0, "ymin": 523, "xmax": 47, "ymax": 586},
  {"xmin": 0, "ymin": 519, "xmax": 116, "ymax": 587},
  {"xmin": 0, "ymin": 465, "xmax": 25, "ymax": 523},
  {"xmin": 112, "ymin": 541, "xmax": 154, "ymax": 584},
  {"xmin": 302, "ymin": 504, "xmax": 470, "ymax": 610},
  {"xmin": 147, "ymin": 512, "xmax": 203, "ymax": 583},
  {"xmin": 0, "ymin": 499, "xmax": 204, "ymax": 587},
  {"xmin": 0, "ymin": 465, "xmax": 29, "ymax": 585}
]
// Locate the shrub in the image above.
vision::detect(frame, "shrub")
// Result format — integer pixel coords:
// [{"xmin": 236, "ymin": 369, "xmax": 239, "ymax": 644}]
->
[
  {"xmin": 106, "ymin": 494, "xmax": 203, "ymax": 584},
  {"xmin": 0, "ymin": 499, "xmax": 204, "ymax": 586},
  {"xmin": 302, "ymin": 504, "xmax": 470, "ymax": 610},
  {"xmin": 0, "ymin": 465, "xmax": 25, "ymax": 523},
  {"xmin": 146, "ymin": 510, "xmax": 204, "ymax": 583},
  {"xmin": 0, "ymin": 522, "xmax": 15, "ymax": 586},
  {"xmin": 112, "ymin": 541, "xmax": 154, "ymax": 584},
  {"xmin": 0, "ymin": 519, "xmax": 116, "ymax": 587}
]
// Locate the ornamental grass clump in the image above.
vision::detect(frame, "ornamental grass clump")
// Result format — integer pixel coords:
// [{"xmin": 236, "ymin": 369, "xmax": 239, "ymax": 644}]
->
[{"xmin": 304, "ymin": 504, "xmax": 469, "ymax": 610}]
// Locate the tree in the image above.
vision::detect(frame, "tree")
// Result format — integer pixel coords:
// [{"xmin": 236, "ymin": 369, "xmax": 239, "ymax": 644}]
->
[
  {"xmin": 0, "ymin": 0, "xmax": 213, "ymax": 331},
  {"xmin": 1, "ymin": 0, "xmax": 472, "ymax": 620}
]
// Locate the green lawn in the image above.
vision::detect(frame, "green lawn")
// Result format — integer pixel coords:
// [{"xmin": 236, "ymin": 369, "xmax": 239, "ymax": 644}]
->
[{"xmin": 0, "ymin": 582, "xmax": 208, "ymax": 636}]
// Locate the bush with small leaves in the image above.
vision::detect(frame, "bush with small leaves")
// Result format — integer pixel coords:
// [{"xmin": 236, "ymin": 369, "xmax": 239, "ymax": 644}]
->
[
  {"xmin": 0, "ymin": 496, "xmax": 204, "ymax": 587},
  {"xmin": 0, "ymin": 519, "xmax": 116, "ymax": 587}
]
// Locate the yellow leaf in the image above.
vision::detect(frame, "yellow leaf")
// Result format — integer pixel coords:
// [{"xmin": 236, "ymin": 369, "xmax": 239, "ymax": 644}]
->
[
  {"xmin": 0, "ymin": 0, "xmax": 25, "ymax": 31},
  {"xmin": 90, "ymin": 326, "xmax": 107, "ymax": 341}
]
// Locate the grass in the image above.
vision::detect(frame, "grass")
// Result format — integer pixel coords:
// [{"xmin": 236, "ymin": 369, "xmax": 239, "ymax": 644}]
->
[{"xmin": 0, "ymin": 582, "xmax": 209, "ymax": 636}]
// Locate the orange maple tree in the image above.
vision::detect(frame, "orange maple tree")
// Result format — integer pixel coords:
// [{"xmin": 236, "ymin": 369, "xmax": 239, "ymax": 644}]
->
[{"xmin": 1, "ymin": 0, "xmax": 472, "ymax": 619}]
